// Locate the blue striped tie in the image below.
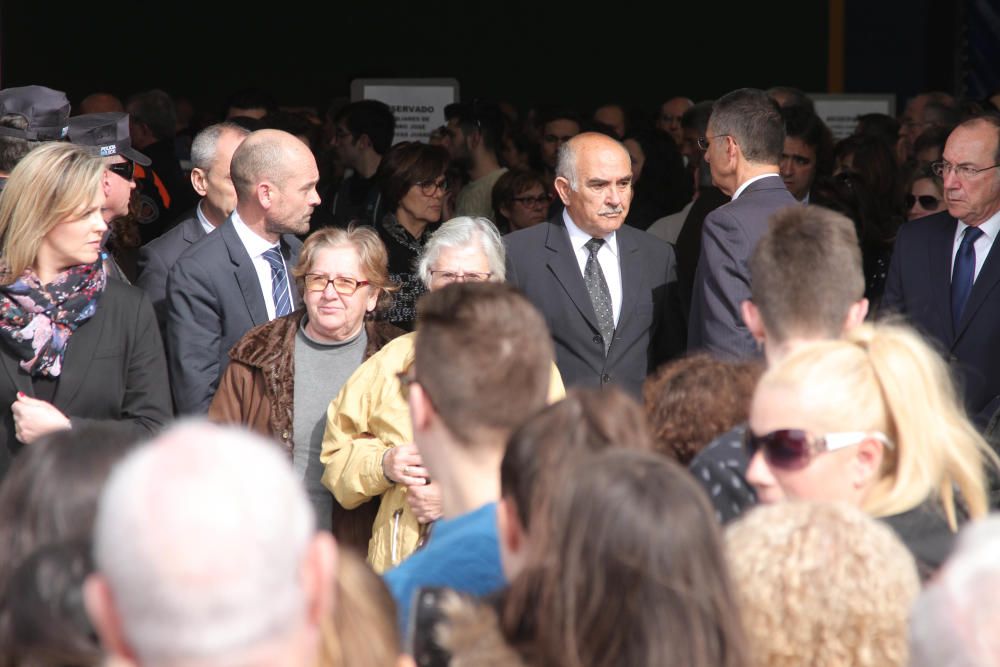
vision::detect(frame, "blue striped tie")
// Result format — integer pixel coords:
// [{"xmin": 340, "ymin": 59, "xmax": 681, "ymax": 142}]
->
[{"xmin": 262, "ymin": 246, "xmax": 291, "ymax": 318}]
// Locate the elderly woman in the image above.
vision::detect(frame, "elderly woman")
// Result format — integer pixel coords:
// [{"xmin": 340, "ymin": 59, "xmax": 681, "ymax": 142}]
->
[
  {"xmin": 0, "ymin": 142, "xmax": 170, "ymax": 479},
  {"xmin": 375, "ymin": 141, "xmax": 450, "ymax": 330},
  {"xmin": 321, "ymin": 216, "xmax": 563, "ymax": 572},
  {"xmin": 745, "ymin": 321, "xmax": 999, "ymax": 578},
  {"xmin": 209, "ymin": 226, "xmax": 402, "ymax": 539}
]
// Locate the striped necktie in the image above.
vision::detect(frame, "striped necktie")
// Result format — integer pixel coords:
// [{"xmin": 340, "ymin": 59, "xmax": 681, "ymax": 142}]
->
[{"xmin": 262, "ymin": 246, "xmax": 291, "ymax": 318}]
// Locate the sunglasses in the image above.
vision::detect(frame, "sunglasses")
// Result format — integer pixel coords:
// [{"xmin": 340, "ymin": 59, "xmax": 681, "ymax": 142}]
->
[
  {"xmin": 905, "ymin": 194, "xmax": 941, "ymax": 210},
  {"xmin": 743, "ymin": 429, "xmax": 892, "ymax": 470},
  {"xmin": 107, "ymin": 159, "xmax": 135, "ymax": 181}
]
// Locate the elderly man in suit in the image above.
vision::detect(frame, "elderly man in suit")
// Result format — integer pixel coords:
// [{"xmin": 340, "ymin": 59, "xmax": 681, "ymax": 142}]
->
[
  {"xmin": 687, "ymin": 88, "xmax": 797, "ymax": 359},
  {"xmin": 136, "ymin": 122, "xmax": 249, "ymax": 335},
  {"xmin": 882, "ymin": 115, "xmax": 1000, "ymax": 427},
  {"xmin": 505, "ymin": 132, "xmax": 683, "ymax": 397},
  {"xmin": 166, "ymin": 129, "xmax": 320, "ymax": 414}
]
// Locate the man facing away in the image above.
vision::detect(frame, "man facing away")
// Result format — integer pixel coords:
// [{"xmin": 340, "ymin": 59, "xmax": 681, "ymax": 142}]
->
[{"xmin": 687, "ymin": 88, "xmax": 797, "ymax": 359}]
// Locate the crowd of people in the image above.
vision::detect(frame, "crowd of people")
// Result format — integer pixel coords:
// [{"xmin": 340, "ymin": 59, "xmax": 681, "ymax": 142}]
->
[{"xmin": 0, "ymin": 80, "xmax": 998, "ymax": 666}]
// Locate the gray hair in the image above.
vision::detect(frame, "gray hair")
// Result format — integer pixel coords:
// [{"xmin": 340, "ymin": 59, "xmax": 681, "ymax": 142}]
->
[
  {"xmin": 909, "ymin": 516, "xmax": 1000, "ymax": 667},
  {"xmin": 555, "ymin": 140, "xmax": 580, "ymax": 190},
  {"xmin": 91, "ymin": 421, "xmax": 316, "ymax": 664},
  {"xmin": 417, "ymin": 216, "xmax": 505, "ymax": 287},
  {"xmin": 190, "ymin": 122, "xmax": 250, "ymax": 172}
]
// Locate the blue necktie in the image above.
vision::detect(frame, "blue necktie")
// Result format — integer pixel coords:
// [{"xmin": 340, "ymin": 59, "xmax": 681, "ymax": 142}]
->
[
  {"xmin": 951, "ymin": 226, "xmax": 984, "ymax": 328},
  {"xmin": 262, "ymin": 246, "xmax": 291, "ymax": 318}
]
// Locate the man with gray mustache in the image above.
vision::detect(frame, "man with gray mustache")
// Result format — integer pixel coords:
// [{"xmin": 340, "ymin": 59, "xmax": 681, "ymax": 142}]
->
[{"xmin": 505, "ymin": 132, "xmax": 684, "ymax": 396}]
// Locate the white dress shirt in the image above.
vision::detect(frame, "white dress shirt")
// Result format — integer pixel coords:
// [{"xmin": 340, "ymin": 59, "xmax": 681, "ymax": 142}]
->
[
  {"xmin": 951, "ymin": 211, "xmax": 1000, "ymax": 283},
  {"xmin": 231, "ymin": 210, "xmax": 291, "ymax": 320},
  {"xmin": 563, "ymin": 209, "xmax": 623, "ymax": 325},
  {"xmin": 195, "ymin": 200, "xmax": 216, "ymax": 235}
]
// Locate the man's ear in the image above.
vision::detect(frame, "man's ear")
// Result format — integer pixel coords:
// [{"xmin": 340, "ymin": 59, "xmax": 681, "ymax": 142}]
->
[
  {"xmin": 83, "ymin": 574, "xmax": 136, "ymax": 662},
  {"xmin": 843, "ymin": 298, "xmax": 870, "ymax": 332},
  {"xmin": 356, "ymin": 133, "xmax": 371, "ymax": 151},
  {"xmin": 302, "ymin": 531, "xmax": 338, "ymax": 627},
  {"xmin": 741, "ymin": 300, "xmax": 766, "ymax": 344},
  {"xmin": 190, "ymin": 167, "xmax": 209, "ymax": 197},
  {"xmin": 553, "ymin": 176, "xmax": 573, "ymax": 206},
  {"xmin": 257, "ymin": 182, "xmax": 274, "ymax": 209}
]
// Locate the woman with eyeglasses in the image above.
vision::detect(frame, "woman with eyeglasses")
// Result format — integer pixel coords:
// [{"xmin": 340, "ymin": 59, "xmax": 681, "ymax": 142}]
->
[
  {"xmin": 209, "ymin": 226, "xmax": 403, "ymax": 545},
  {"xmin": 745, "ymin": 320, "xmax": 998, "ymax": 578},
  {"xmin": 0, "ymin": 143, "xmax": 171, "ymax": 480},
  {"xmin": 321, "ymin": 216, "xmax": 564, "ymax": 573},
  {"xmin": 905, "ymin": 163, "xmax": 945, "ymax": 220},
  {"xmin": 491, "ymin": 168, "xmax": 551, "ymax": 233},
  {"xmin": 374, "ymin": 141, "xmax": 450, "ymax": 331}
]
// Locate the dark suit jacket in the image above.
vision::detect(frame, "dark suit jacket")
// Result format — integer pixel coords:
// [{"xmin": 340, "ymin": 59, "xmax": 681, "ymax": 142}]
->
[
  {"xmin": 136, "ymin": 208, "xmax": 207, "ymax": 341},
  {"xmin": 687, "ymin": 175, "xmax": 797, "ymax": 359},
  {"xmin": 165, "ymin": 216, "xmax": 302, "ymax": 415},
  {"xmin": 882, "ymin": 211, "xmax": 1000, "ymax": 425},
  {"xmin": 0, "ymin": 279, "xmax": 172, "ymax": 479},
  {"xmin": 505, "ymin": 216, "xmax": 683, "ymax": 397}
]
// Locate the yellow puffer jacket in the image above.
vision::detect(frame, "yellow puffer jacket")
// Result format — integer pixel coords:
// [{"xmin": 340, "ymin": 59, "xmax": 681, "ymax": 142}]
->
[{"xmin": 321, "ymin": 332, "xmax": 566, "ymax": 573}]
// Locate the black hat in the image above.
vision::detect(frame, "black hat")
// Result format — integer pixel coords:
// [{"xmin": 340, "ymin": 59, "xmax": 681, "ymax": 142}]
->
[
  {"xmin": 0, "ymin": 85, "xmax": 71, "ymax": 141},
  {"xmin": 67, "ymin": 112, "xmax": 151, "ymax": 166}
]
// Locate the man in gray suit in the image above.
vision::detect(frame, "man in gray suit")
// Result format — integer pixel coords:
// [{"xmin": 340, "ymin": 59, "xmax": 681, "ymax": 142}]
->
[
  {"xmin": 166, "ymin": 129, "xmax": 320, "ymax": 414},
  {"xmin": 506, "ymin": 132, "xmax": 683, "ymax": 397},
  {"xmin": 688, "ymin": 88, "xmax": 797, "ymax": 359},
  {"xmin": 137, "ymin": 122, "xmax": 249, "ymax": 335}
]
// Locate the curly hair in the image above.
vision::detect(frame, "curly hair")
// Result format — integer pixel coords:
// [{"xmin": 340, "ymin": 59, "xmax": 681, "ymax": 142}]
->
[
  {"xmin": 726, "ymin": 501, "xmax": 919, "ymax": 667},
  {"xmin": 643, "ymin": 354, "xmax": 762, "ymax": 464}
]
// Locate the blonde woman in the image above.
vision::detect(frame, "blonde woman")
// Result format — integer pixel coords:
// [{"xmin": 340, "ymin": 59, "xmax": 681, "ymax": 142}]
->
[
  {"xmin": 0, "ymin": 142, "xmax": 170, "ymax": 479},
  {"xmin": 745, "ymin": 320, "xmax": 998, "ymax": 577}
]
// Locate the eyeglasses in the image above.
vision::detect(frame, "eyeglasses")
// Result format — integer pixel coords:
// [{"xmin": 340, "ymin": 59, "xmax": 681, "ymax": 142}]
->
[
  {"xmin": 303, "ymin": 273, "xmax": 371, "ymax": 295},
  {"xmin": 905, "ymin": 194, "xmax": 941, "ymax": 210},
  {"xmin": 428, "ymin": 270, "xmax": 492, "ymax": 284},
  {"xmin": 107, "ymin": 159, "xmax": 135, "ymax": 181},
  {"xmin": 744, "ymin": 428, "xmax": 892, "ymax": 471},
  {"xmin": 512, "ymin": 194, "xmax": 551, "ymax": 207},
  {"xmin": 932, "ymin": 161, "xmax": 1000, "ymax": 180},
  {"xmin": 416, "ymin": 177, "xmax": 449, "ymax": 197},
  {"xmin": 696, "ymin": 134, "xmax": 730, "ymax": 151}
]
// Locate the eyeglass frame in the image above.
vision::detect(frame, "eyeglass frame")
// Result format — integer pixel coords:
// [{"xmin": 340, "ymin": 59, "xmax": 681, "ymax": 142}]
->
[
  {"xmin": 931, "ymin": 160, "xmax": 1000, "ymax": 180},
  {"xmin": 744, "ymin": 428, "xmax": 893, "ymax": 471},
  {"xmin": 415, "ymin": 176, "xmax": 449, "ymax": 197},
  {"xmin": 428, "ymin": 269, "xmax": 492, "ymax": 284},
  {"xmin": 107, "ymin": 159, "xmax": 135, "ymax": 181},
  {"xmin": 303, "ymin": 273, "xmax": 371, "ymax": 295},
  {"xmin": 696, "ymin": 134, "xmax": 731, "ymax": 151},
  {"xmin": 511, "ymin": 193, "xmax": 552, "ymax": 207}
]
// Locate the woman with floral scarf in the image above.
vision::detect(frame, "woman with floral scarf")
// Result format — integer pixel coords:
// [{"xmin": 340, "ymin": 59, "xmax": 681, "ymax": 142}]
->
[{"xmin": 0, "ymin": 142, "xmax": 171, "ymax": 480}]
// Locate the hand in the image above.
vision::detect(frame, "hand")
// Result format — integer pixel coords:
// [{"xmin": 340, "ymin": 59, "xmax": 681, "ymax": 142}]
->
[
  {"xmin": 406, "ymin": 481, "xmax": 442, "ymax": 524},
  {"xmin": 11, "ymin": 392, "xmax": 71, "ymax": 444},
  {"xmin": 382, "ymin": 442, "xmax": 430, "ymax": 486}
]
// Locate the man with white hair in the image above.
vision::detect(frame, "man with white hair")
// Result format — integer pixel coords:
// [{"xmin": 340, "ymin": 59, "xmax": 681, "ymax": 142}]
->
[
  {"xmin": 84, "ymin": 421, "xmax": 337, "ymax": 667},
  {"xmin": 909, "ymin": 516, "xmax": 1000, "ymax": 667},
  {"xmin": 505, "ymin": 132, "xmax": 683, "ymax": 397}
]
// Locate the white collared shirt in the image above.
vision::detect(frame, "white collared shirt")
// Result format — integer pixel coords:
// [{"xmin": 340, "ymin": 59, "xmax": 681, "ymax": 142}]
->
[
  {"xmin": 731, "ymin": 173, "xmax": 781, "ymax": 201},
  {"xmin": 952, "ymin": 210, "xmax": 1000, "ymax": 282},
  {"xmin": 195, "ymin": 201, "xmax": 216, "ymax": 235},
  {"xmin": 231, "ymin": 210, "xmax": 292, "ymax": 320},
  {"xmin": 562, "ymin": 209, "xmax": 623, "ymax": 324}
]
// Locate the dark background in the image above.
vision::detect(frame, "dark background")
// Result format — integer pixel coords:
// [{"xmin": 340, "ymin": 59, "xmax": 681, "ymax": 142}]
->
[{"xmin": 0, "ymin": 0, "xmax": 992, "ymax": 117}]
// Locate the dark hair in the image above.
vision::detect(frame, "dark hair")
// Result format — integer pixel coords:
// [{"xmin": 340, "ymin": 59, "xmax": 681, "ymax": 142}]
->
[
  {"xmin": 513, "ymin": 449, "xmax": 749, "ymax": 667},
  {"xmin": 766, "ymin": 86, "xmax": 815, "ymax": 112},
  {"xmin": 711, "ymin": 88, "xmax": 784, "ymax": 164},
  {"xmin": 223, "ymin": 87, "xmax": 278, "ymax": 117},
  {"xmin": 127, "ymin": 89, "xmax": 177, "ymax": 140},
  {"xmin": 491, "ymin": 168, "xmax": 548, "ymax": 229},
  {"xmin": 335, "ymin": 100, "xmax": 396, "ymax": 156},
  {"xmin": 681, "ymin": 100, "xmax": 714, "ymax": 134},
  {"xmin": 833, "ymin": 133, "xmax": 905, "ymax": 220},
  {"xmin": 377, "ymin": 142, "xmax": 450, "ymax": 212},
  {"xmin": 781, "ymin": 105, "xmax": 834, "ymax": 179},
  {"xmin": 414, "ymin": 283, "xmax": 553, "ymax": 446},
  {"xmin": 854, "ymin": 113, "xmax": 900, "ymax": 147},
  {"xmin": 262, "ymin": 110, "xmax": 320, "ymax": 152},
  {"xmin": 501, "ymin": 387, "xmax": 653, "ymax": 530},
  {"xmin": 643, "ymin": 354, "xmax": 763, "ymax": 464},
  {"xmin": 444, "ymin": 102, "xmax": 505, "ymax": 153},
  {"xmin": 0, "ymin": 114, "xmax": 31, "ymax": 173},
  {"xmin": 622, "ymin": 129, "xmax": 688, "ymax": 227},
  {"xmin": 911, "ymin": 125, "xmax": 951, "ymax": 163},
  {"xmin": 538, "ymin": 108, "xmax": 583, "ymax": 132}
]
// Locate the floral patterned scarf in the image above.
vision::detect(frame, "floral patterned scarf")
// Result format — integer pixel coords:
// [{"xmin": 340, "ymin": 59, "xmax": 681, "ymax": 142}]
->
[{"xmin": 0, "ymin": 261, "xmax": 106, "ymax": 377}]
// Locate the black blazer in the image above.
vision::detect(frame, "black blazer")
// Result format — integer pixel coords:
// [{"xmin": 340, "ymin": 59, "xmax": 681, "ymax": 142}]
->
[
  {"xmin": 882, "ymin": 211, "xmax": 1000, "ymax": 425},
  {"xmin": 0, "ymin": 279, "xmax": 172, "ymax": 479},
  {"xmin": 165, "ymin": 216, "xmax": 302, "ymax": 415},
  {"xmin": 505, "ymin": 216, "xmax": 683, "ymax": 397}
]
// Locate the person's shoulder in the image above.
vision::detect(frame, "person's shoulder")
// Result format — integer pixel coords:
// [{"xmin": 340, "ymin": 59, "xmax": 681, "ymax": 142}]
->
[
  {"xmin": 505, "ymin": 219, "xmax": 556, "ymax": 246},
  {"xmin": 104, "ymin": 276, "xmax": 150, "ymax": 305},
  {"xmin": 145, "ymin": 214, "xmax": 200, "ymax": 252},
  {"xmin": 899, "ymin": 210, "xmax": 955, "ymax": 240}
]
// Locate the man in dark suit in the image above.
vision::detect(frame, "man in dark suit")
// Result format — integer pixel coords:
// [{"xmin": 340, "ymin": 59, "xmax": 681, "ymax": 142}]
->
[
  {"xmin": 687, "ymin": 88, "xmax": 797, "ymax": 360},
  {"xmin": 506, "ymin": 132, "xmax": 683, "ymax": 397},
  {"xmin": 166, "ymin": 129, "xmax": 320, "ymax": 414},
  {"xmin": 136, "ymin": 122, "xmax": 250, "ymax": 336},
  {"xmin": 882, "ymin": 115, "xmax": 1000, "ymax": 426}
]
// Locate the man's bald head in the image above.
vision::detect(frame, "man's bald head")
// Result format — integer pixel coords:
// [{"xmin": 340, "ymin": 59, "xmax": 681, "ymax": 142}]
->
[
  {"xmin": 230, "ymin": 128, "xmax": 314, "ymax": 198},
  {"xmin": 554, "ymin": 132, "xmax": 633, "ymax": 237},
  {"xmin": 556, "ymin": 132, "xmax": 631, "ymax": 191}
]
